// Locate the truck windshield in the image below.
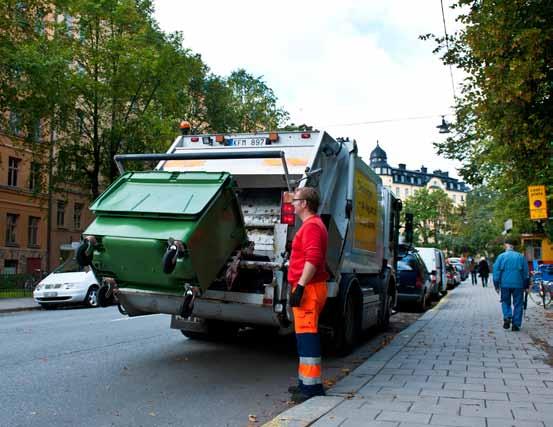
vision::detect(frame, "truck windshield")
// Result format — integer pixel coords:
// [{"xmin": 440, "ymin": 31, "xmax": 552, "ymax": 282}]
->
[{"xmin": 53, "ymin": 258, "xmax": 85, "ymax": 274}]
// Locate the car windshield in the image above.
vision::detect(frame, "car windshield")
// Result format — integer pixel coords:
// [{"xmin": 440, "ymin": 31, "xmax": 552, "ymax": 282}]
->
[{"xmin": 53, "ymin": 258, "xmax": 86, "ymax": 274}]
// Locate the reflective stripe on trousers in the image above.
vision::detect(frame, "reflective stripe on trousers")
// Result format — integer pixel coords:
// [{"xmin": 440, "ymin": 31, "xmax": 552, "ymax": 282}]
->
[{"xmin": 293, "ymin": 281, "xmax": 327, "ymax": 396}]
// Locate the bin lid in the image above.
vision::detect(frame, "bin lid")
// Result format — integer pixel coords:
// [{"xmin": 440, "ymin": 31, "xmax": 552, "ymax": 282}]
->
[{"xmin": 90, "ymin": 171, "xmax": 231, "ymax": 217}]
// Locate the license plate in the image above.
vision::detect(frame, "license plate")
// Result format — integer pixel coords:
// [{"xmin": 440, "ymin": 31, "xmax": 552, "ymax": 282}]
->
[
  {"xmin": 230, "ymin": 137, "xmax": 267, "ymax": 147},
  {"xmin": 44, "ymin": 292, "xmax": 57, "ymax": 297}
]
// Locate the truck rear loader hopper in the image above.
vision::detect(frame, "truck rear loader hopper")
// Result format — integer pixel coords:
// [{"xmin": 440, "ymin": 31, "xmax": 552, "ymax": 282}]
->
[{"xmin": 79, "ymin": 131, "xmax": 401, "ymax": 354}]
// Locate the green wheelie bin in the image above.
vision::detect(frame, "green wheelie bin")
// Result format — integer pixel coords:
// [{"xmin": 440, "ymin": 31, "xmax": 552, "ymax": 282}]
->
[{"xmin": 80, "ymin": 170, "xmax": 248, "ymax": 315}]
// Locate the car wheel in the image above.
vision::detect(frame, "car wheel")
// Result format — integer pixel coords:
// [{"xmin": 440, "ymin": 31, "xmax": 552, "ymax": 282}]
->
[
  {"xmin": 418, "ymin": 291, "xmax": 427, "ymax": 312},
  {"xmin": 85, "ymin": 286, "xmax": 99, "ymax": 308}
]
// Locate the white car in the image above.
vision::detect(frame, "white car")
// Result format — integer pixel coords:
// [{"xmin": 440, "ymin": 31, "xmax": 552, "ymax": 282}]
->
[{"xmin": 33, "ymin": 258, "xmax": 100, "ymax": 309}]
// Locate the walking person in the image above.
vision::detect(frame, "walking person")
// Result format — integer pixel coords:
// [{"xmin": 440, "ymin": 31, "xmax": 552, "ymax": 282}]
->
[
  {"xmin": 493, "ymin": 238, "xmax": 529, "ymax": 331},
  {"xmin": 468, "ymin": 259, "xmax": 478, "ymax": 285},
  {"xmin": 287, "ymin": 187, "xmax": 329, "ymax": 403},
  {"xmin": 478, "ymin": 257, "xmax": 490, "ymax": 287}
]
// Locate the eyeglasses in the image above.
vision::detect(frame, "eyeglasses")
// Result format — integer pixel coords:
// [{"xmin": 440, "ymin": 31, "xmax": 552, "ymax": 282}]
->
[{"xmin": 292, "ymin": 198, "xmax": 305, "ymax": 202}]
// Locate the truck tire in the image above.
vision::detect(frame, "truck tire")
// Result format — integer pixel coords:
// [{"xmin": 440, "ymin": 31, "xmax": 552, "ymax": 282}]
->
[
  {"xmin": 333, "ymin": 287, "xmax": 359, "ymax": 356},
  {"xmin": 378, "ymin": 282, "xmax": 394, "ymax": 330},
  {"xmin": 181, "ymin": 320, "xmax": 238, "ymax": 341}
]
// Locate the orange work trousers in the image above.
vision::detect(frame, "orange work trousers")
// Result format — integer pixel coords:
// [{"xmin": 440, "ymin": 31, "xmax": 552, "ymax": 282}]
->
[{"xmin": 292, "ymin": 281, "xmax": 327, "ymax": 396}]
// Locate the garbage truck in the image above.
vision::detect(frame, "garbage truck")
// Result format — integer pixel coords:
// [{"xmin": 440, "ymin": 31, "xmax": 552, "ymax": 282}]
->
[{"xmin": 79, "ymin": 130, "xmax": 402, "ymax": 353}]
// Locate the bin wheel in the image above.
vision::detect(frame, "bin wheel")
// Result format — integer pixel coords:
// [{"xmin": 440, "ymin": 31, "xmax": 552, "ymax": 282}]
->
[
  {"xmin": 97, "ymin": 285, "xmax": 114, "ymax": 307},
  {"xmin": 162, "ymin": 248, "xmax": 178, "ymax": 274}
]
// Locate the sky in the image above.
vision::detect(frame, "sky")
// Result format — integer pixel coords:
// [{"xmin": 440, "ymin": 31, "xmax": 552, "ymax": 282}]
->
[{"xmin": 153, "ymin": 0, "xmax": 464, "ymax": 180}]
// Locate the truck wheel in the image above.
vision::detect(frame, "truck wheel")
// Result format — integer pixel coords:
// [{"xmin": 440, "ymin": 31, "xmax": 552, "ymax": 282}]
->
[
  {"xmin": 181, "ymin": 320, "xmax": 238, "ymax": 341},
  {"xmin": 333, "ymin": 291, "xmax": 359, "ymax": 356},
  {"xmin": 379, "ymin": 285, "xmax": 394, "ymax": 330}
]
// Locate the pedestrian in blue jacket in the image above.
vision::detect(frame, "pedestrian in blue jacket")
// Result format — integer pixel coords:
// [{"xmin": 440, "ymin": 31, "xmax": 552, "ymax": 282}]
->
[{"xmin": 493, "ymin": 237, "xmax": 529, "ymax": 331}]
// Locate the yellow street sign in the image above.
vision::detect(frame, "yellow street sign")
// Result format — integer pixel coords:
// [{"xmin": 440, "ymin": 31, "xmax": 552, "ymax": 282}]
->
[{"xmin": 528, "ymin": 185, "xmax": 548, "ymax": 220}]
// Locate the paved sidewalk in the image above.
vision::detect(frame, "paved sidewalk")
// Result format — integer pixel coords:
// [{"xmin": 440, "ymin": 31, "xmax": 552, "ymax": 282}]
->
[
  {"xmin": 0, "ymin": 297, "xmax": 41, "ymax": 313},
  {"xmin": 266, "ymin": 282, "xmax": 553, "ymax": 427}
]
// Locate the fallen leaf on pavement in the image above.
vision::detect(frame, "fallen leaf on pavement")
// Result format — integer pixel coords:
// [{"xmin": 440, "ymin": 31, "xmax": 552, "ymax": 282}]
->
[
  {"xmin": 248, "ymin": 414, "xmax": 257, "ymax": 422},
  {"xmin": 149, "ymin": 412, "xmax": 156, "ymax": 417}
]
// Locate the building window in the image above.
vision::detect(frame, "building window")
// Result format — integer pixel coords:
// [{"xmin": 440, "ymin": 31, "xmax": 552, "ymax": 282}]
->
[
  {"xmin": 9, "ymin": 111, "xmax": 21, "ymax": 135},
  {"xmin": 452, "ymin": 194, "xmax": 457, "ymax": 202},
  {"xmin": 4, "ymin": 260, "xmax": 18, "ymax": 274},
  {"xmin": 28, "ymin": 216, "xmax": 39, "ymax": 247},
  {"xmin": 396, "ymin": 187, "xmax": 400, "ymax": 195},
  {"xmin": 6, "ymin": 213, "xmax": 18, "ymax": 245},
  {"xmin": 31, "ymin": 119, "xmax": 41, "ymax": 142},
  {"xmin": 8, "ymin": 157, "xmax": 20, "ymax": 187},
  {"xmin": 57, "ymin": 200, "xmax": 65, "ymax": 227},
  {"xmin": 405, "ymin": 188, "xmax": 409, "ymax": 197},
  {"xmin": 29, "ymin": 162, "xmax": 41, "ymax": 191},
  {"xmin": 64, "ymin": 13, "xmax": 75, "ymax": 35},
  {"xmin": 73, "ymin": 203, "xmax": 83, "ymax": 229}
]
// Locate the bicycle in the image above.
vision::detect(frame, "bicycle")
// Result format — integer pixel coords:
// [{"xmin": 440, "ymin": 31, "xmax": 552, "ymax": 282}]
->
[{"xmin": 528, "ymin": 271, "xmax": 553, "ymax": 308}]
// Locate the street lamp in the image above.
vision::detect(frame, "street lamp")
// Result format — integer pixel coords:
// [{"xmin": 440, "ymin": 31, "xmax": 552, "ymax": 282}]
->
[{"xmin": 436, "ymin": 115, "xmax": 451, "ymax": 134}]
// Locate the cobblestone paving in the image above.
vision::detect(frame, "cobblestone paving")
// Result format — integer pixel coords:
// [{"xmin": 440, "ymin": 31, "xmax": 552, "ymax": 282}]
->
[{"xmin": 310, "ymin": 282, "xmax": 553, "ymax": 427}]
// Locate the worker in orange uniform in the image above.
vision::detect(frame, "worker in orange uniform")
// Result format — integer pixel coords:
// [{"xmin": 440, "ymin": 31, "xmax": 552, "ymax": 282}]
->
[{"xmin": 287, "ymin": 186, "xmax": 329, "ymax": 403}]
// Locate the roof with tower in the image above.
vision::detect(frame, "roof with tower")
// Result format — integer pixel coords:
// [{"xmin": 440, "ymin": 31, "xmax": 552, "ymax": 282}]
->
[{"xmin": 369, "ymin": 141, "xmax": 469, "ymax": 193}]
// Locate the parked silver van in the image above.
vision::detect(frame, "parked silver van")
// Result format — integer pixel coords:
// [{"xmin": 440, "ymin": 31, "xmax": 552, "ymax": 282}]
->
[{"xmin": 415, "ymin": 247, "xmax": 447, "ymax": 298}]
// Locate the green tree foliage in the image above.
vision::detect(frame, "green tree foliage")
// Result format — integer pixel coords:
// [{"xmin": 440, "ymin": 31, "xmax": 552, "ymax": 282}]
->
[
  {"xmin": 0, "ymin": 1, "xmax": 75, "ymax": 143},
  {"xmin": 424, "ymin": 0, "xmax": 553, "ymax": 239},
  {"xmin": 449, "ymin": 187, "xmax": 504, "ymax": 257},
  {"xmin": 403, "ymin": 188, "xmax": 457, "ymax": 247},
  {"xmin": 1, "ymin": 0, "xmax": 290, "ymax": 198},
  {"xmin": 225, "ymin": 69, "xmax": 289, "ymax": 132}
]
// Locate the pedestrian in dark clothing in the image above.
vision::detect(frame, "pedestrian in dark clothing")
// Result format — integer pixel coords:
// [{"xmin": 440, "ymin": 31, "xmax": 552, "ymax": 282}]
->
[
  {"xmin": 478, "ymin": 257, "xmax": 490, "ymax": 287},
  {"xmin": 492, "ymin": 238, "xmax": 529, "ymax": 331},
  {"xmin": 468, "ymin": 259, "xmax": 478, "ymax": 285}
]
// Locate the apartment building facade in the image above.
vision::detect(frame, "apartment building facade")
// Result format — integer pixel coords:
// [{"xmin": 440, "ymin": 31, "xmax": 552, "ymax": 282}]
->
[
  {"xmin": 0, "ymin": 131, "xmax": 93, "ymax": 275},
  {"xmin": 369, "ymin": 142, "xmax": 469, "ymax": 205}
]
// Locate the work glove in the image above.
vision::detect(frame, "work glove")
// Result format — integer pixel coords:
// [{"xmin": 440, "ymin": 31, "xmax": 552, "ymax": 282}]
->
[{"xmin": 289, "ymin": 284, "xmax": 305, "ymax": 307}]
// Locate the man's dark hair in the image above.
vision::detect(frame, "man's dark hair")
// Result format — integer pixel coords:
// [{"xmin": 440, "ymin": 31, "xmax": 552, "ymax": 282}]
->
[
  {"xmin": 504, "ymin": 236, "xmax": 517, "ymax": 246},
  {"xmin": 297, "ymin": 187, "xmax": 320, "ymax": 213}
]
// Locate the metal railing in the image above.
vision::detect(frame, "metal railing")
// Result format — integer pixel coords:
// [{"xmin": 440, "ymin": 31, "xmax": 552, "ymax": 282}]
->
[{"xmin": 0, "ymin": 273, "xmax": 39, "ymax": 298}]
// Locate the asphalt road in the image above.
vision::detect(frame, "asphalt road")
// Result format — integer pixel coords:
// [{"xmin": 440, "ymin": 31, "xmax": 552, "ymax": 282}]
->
[{"xmin": 0, "ymin": 306, "xmax": 421, "ymax": 427}]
